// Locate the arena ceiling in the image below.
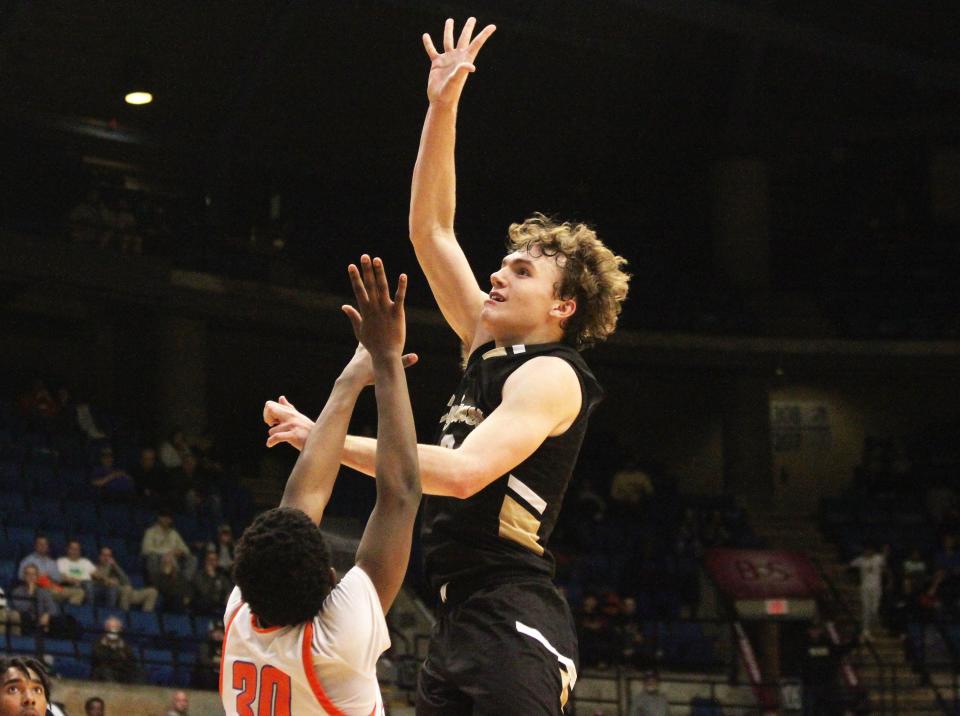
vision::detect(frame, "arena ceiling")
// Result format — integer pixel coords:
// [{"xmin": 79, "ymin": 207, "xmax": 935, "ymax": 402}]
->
[{"xmin": 1, "ymin": 1, "xmax": 959, "ymax": 322}]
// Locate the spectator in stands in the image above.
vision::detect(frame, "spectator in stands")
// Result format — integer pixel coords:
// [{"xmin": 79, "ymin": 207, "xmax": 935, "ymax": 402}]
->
[
  {"xmin": 850, "ymin": 543, "xmax": 886, "ymax": 641},
  {"xmin": 18, "ymin": 535, "xmax": 84, "ymax": 606},
  {"xmin": 617, "ymin": 596, "xmax": 648, "ymax": 668},
  {"xmin": 90, "ymin": 446, "xmax": 135, "ymax": 498},
  {"xmin": 609, "ymin": 458, "xmax": 655, "ymax": 518},
  {"xmin": 207, "ymin": 524, "xmax": 236, "ymax": 571},
  {"xmin": 700, "ymin": 510, "xmax": 731, "ymax": 548},
  {"xmin": 84, "ymin": 696, "xmax": 105, "ymax": 716},
  {"xmin": 0, "ymin": 656, "xmax": 51, "ymax": 716},
  {"xmin": 10, "ymin": 565, "xmax": 59, "ymax": 634},
  {"xmin": 141, "ymin": 513, "xmax": 197, "ymax": 584},
  {"xmin": 191, "ymin": 549, "xmax": 233, "ymax": 617},
  {"xmin": 928, "ymin": 534, "xmax": 960, "ymax": 615},
  {"xmin": 16, "ymin": 379, "xmax": 58, "ymax": 426},
  {"xmin": 630, "ymin": 671, "xmax": 670, "ymax": 716},
  {"xmin": 129, "ymin": 446, "xmax": 167, "ymax": 506},
  {"xmin": 178, "ymin": 453, "xmax": 222, "ymax": 522},
  {"xmin": 193, "ymin": 620, "xmax": 224, "ymax": 690},
  {"xmin": 0, "ymin": 586, "xmax": 22, "ymax": 636},
  {"xmin": 93, "ymin": 546, "xmax": 158, "ymax": 612},
  {"xmin": 56, "ymin": 539, "xmax": 104, "ymax": 606},
  {"xmin": 91, "ymin": 615, "xmax": 138, "ymax": 683},
  {"xmin": 154, "ymin": 553, "xmax": 191, "ymax": 613},
  {"xmin": 158, "ymin": 429, "xmax": 190, "ymax": 469},
  {"xmin": 164, "ymin": 690, "xmax": 189, "ymax": 716},
  {"xmin": 578, "ymin": 593, "xmax": 614, "ymax": 669}
]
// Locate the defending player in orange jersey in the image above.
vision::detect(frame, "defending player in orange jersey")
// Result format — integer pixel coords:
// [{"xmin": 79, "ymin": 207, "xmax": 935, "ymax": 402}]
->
[{"xmin": 222, "ymin": 256, "xmax": 419, "ymax": 716}]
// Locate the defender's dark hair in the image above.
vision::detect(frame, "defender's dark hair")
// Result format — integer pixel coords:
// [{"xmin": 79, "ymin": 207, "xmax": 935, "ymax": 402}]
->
[
  {"xmin": 85, "ymin": 696, "xmax": 105, "ymax": 709},
  {"xmin": 0, "ymin": 656, "xmax": 51, "ymax": 700},
  {"xmin": 233, "ymin": 507, "xmax": 334, "ymax": 627}
]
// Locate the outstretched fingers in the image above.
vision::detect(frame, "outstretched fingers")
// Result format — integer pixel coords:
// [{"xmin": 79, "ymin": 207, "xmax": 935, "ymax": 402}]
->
[
  {"xmin": 422, "ymin": 33, "xmax": 439, "ymax": 60},
  {"xmin": 457, "ymin": 16, "xmax": 476, "ymax": 49},
  {"xmin": 393, "ymin": 273, "xmax": 408, "ymax": 308},
  {"xmin": 469, "ymin": 23, "xmax": 496, "ymax": 54},
  {"xmin": 347, "ymin": 262, "xmax": 369, "ymax": 306},
  {"xmin": 371, "ymin": 257, "xmax": 391, "ymax": 306},
  {"xmin": 443, "ymin": 17, "xmax": 455, "ymax": 52}
]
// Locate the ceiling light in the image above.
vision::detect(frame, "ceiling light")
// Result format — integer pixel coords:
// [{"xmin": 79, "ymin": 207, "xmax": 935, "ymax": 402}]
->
[{"xmin": 124, "ymin": 91, "xmax": 153, "ymax": 106}]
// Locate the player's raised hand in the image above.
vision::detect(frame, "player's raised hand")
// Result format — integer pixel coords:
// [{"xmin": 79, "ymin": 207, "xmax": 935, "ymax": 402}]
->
[
  {"xmin": 264, "ymin": 395, "xmax": 313, "ymax": 450},
  {"xmin": 342, "ymin": 255, "xmax": 411, "ymax": 362},
  {"xmin": 422, "ymin": 16, "xmax": 496, "ymax": 106}
]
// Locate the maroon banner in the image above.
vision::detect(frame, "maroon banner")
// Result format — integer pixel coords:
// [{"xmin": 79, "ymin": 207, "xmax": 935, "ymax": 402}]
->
[{"xmin": 704, "ymin": 548, "xmax": 825, "ymax": 599}]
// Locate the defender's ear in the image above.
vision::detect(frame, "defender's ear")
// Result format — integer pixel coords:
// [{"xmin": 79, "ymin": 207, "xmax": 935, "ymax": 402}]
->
[
  {"xmin": 328, "ymin": 566, "xmax": 339, "ymax": 587},
  {"xmin": 551, "ymin": 298, "xmax": 577, "ymax": 321}
]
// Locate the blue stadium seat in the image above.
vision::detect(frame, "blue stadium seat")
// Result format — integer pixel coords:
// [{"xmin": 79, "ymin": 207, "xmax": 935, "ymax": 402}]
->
[
  {"xmin": 129, "ymin": 611, "xmax": 161, "ymax": 642},
  {"xmin": 32, "ymin": 499, "xmax": 63, "ymax": 529},
  {"xmin": 0, "ymin": 560, "xmax": 16, "ymax": 587},
  {"xmin": 62, "ymin": 603, "xmax": 97, "ymax": 632},
  {"xmin": 52, "ymin": 656, "xmax": 90, "ymax": 680},
  {"xmin": 161, "ymin": 613, "xmax": 194, "ymax": 639},
  {"xmin": 691, "ymin": 697, "xmax": 723, "ymax": 716},
  {"xmin": 0, "ymin": 491, "xmax": 25, "ymax": 518},
  {"xmin": 39, "ymin": 638, "xmax": 76, "ymax": 657},
  {"xmin": 23, "ymin": 463, "xmax": 56, "ymax": 493},
  {"xmin": 5, "ymin": 526, "xmax": 35, "ymax": 554},
  {"xmin": 4, "ymin": 634, "xmax": 37, "ymax": 656},
  {"xmin": 142, "ymin": 648, "xmax": 176, "ymax": 685},
  {"xmin": 63, "ymin": 500, "xmax": 100, "ymax": 534}
]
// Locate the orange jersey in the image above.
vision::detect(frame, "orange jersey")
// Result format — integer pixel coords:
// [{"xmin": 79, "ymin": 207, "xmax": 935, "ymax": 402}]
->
[{"xmin": 220, "ymin": 566, "xmax": 389, "ymax": 716}]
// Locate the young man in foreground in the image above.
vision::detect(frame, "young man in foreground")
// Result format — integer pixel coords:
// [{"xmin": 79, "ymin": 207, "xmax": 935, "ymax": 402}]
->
[{"xmin": 264, "ymin": 17, "xmax": 630, "ymax": 714}]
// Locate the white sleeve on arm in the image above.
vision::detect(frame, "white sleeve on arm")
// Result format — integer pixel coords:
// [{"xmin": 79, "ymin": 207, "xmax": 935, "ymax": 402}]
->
[
  {"xmin": 223, "ymin": 586, "xmax": 243, "ymax": 623},
  {"xmin": 313, "ymin": 566, "xmax": 390, "ymax": 673}
]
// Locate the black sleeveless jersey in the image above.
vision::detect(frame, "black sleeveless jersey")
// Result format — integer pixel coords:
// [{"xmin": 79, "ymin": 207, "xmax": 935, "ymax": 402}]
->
[{"xmin": 421, "ymin": 341, "xmax": 604, "ymax": 592}]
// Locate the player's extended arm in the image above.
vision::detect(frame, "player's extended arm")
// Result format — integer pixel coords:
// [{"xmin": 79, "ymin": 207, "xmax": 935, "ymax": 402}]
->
[
  {"xmin": 409, "ymin": 18, "xmax": 496, "ymax": 346},
  {"xmin": 347, "ymin": 256, "xmax": 422, "ymax": 613},
  {"xmin": 344, "ymin": 356, "xmax": 581, "ymax": 498}
]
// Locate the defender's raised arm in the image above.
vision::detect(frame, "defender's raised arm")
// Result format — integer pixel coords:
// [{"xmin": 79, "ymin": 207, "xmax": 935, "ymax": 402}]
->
[{"xmin": 409, "ymin": 17, "xmax": 496, "ymax": 348}]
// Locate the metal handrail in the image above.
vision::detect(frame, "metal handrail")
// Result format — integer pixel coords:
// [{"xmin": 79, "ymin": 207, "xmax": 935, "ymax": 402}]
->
[{"xmin": 811, "ymin": 556, "xmax": 898, "ymax": 714}]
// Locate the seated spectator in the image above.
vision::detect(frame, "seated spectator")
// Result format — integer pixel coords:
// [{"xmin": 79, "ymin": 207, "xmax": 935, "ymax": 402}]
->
[
  {"xmin": 616, "ymin": 596, "xmax": 648, "ymax": 668},
  {"xmin": 206, "ymin": 524, "xmax": 236, "ymax": 571},
  {"xmin": 90, "ymin": 446, "xmax": 135, "ymax": 497},
  {"xmin": 154, "ymin": 553, "xmax": 191, "ymax": 613},
  {"xmin": 158, "ymin": 429, "xmax": 190, "ymax": 470},
  {"xmin": 578, "ymin": 593, "xmax": 614, "ymax": 669},
  {"xmin": 141, "ymin": 513, "xmax": 197, "ymax": 585},
  {"xmin": 630, "ymin": 671, "xmax": 670, "ymax": 716},
  {"xmin": 91, "ymin": 616, "xmax": 139, "ymax": 683},
  {"xmin": 56, "ymin": 539, "xmax": 104, "ymax": 606},
  {"xmin": 92, "ymin": 547, "xmax": 158, "ymax": 612},
  {"xmin": 17, "ymin": 379, "xmax": 59, "ymax": 426},
  {"xmin": 18, "ymin": 536, "xmax": 84, "ymax": 606},
  {"xmin": 10, "ymin": 565, "xmax": 59, "ymax": 634},
  {"xmin": 191, "ymin": 550, "xmax": 233, "ymax": 617},
  {"xmin": 177, "ymin": 454, "xmax": 223, "ymax": 524},
  {"xmin": 192, "ymin": 621, "xmax": 224, "ymax": 690},
  {"xmin": 0, "ymin": 586, "xmax": 22, "ymax": 636},
  {"xmin": 84, "ymin": 696, "xmax": 105, "ymax": 716},
  {"xmin": 129, "ymin": 447, "xmax": 167, "ymax": 506}
]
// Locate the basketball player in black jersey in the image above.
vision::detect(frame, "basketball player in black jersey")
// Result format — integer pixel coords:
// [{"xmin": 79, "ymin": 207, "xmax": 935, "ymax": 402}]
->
[{"xmin": 263, "ymin": 16, "xmax": 630, "ymax": 714}]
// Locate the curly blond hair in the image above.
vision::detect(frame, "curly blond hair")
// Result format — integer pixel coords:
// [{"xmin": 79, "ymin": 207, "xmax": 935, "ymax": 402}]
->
[{"xmin": 507, "ymin": 213, "xmax": 630, "ymax": 350}]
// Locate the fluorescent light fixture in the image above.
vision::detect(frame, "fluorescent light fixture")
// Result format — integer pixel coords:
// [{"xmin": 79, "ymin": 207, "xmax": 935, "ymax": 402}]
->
[{"xmin": 124, "ymin": 91, "xmax": 153, "ymax": 105}]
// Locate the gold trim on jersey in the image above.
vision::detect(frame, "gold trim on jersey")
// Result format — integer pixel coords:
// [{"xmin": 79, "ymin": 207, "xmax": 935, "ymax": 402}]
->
[
  {"xmin": 481, "ymin": 344, "xmax": 527, "ymax": 360},
  {"xmin": 498, "ymin": 495, "xmax": 544, "ymax": 555}
]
